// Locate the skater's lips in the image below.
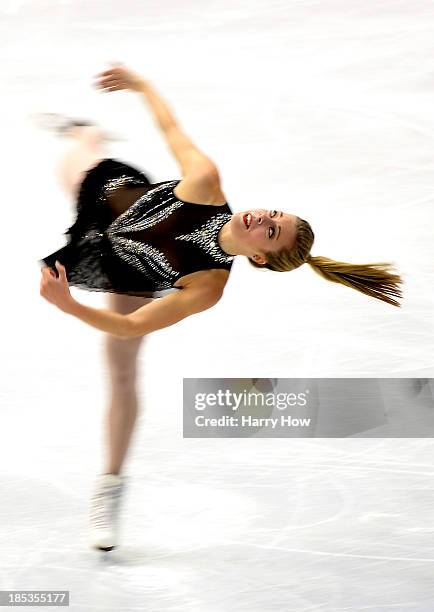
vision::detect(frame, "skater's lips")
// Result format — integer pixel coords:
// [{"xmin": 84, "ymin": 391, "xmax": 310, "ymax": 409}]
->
[{"xmin": 243, "ymin": 213, "xmax": 252, "ymax": 229}]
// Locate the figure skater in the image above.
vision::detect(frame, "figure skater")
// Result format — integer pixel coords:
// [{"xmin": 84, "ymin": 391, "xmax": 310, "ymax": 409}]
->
[{"xmin": 35, "ymin": 62, "xmax": 403, "ymax": 552}]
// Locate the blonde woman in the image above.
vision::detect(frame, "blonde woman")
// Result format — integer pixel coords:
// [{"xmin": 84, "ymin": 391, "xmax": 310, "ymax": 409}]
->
[{"xmin": 36, "ymin": 62, "xmax": 403, "ymax": 552}]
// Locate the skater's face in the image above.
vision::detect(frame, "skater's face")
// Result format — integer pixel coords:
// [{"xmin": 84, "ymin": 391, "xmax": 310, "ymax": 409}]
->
[{"xmin": 232, "ymin": 209, "xmax": 298, "ymax": 265}]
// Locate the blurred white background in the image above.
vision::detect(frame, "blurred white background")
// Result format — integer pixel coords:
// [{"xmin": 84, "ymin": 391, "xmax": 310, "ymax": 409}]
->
[{"xmin": 1, "ymin": 1, "xmax": 434, "ymax": 611}]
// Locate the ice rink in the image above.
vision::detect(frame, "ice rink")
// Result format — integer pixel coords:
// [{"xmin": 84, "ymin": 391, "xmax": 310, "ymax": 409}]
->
[{"xmin": 1, "ymin": 1, "xmax": 434, "ymax": 610}]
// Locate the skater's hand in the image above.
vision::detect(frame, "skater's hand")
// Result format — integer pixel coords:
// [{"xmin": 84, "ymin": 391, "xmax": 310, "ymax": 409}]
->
[
  {"xmin": 93, "ymin": 61, "xmax": 145, "ymax": 93},
  {"xmin": 40, "ymin": 261, "xmax": 75, "ymax": 314}
]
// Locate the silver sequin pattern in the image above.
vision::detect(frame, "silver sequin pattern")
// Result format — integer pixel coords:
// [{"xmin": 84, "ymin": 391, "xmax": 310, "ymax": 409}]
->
[
  {"xmin": 107, "ymin": 181, "xmax": 182, "ymax": 234},
  {"xmin": 103, "ymin": 174, "xmax": 141, "ymax": 194},
  {"xmin": 110, "ymin": 235, "xmax": 177, "ymax": 288},
  {"xmin": 80, "ymin": 178, "xmax": 234, "ymax": 288},
  {"xmin": 174, "ymin": 213, "xmax": 234, "ymax": 264},
  {"xmin": 104, "ymin": 181, "xmax": 182, "ymax": 283}
]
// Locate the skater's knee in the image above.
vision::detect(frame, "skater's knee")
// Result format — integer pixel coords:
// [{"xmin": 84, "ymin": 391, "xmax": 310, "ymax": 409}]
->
[
  {"xmin": 109, "ymin": 368, "xmax": 137, "ymax": 390},
  {"xmin": 106, "ymin": 356, "xmax": 138, "ymax": 389},
  {"xmin": 104, "ymin": 334, "xmax": 142, "ymax": 388}
]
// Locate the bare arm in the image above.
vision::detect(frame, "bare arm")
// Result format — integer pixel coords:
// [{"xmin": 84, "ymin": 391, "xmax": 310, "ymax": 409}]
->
[
  {"xmin": 95, "ymin": 62, "xmax": 220, "ymax": 178},
  {"xmin": 66, "ymin": 300, "xmax": 133, "ymax": 337},
  {"xmin": 126, "ymin": 284, "xmax": 223, "ymax": 337},
  {"xmin": 65, "ymin": 284, "xmax": 223, "ymax": 338},
  {"xmin": 136, "ymin": 79, "xmax": 178, "ymax": 133},
  {"xmin": 137, "ymin": 82, "xmax": 219, "ymax": 177}
]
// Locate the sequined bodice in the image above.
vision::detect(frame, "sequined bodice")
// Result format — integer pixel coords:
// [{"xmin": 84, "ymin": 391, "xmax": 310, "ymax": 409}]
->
[{"xmin": 86, "ymin": 177, "xmax": 235, "ymax": 292}]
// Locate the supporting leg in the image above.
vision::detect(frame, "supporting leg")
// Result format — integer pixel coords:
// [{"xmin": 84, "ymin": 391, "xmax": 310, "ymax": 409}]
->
[{"xmin": 102, "ymin": 292, "xmax": 154, "ymax": 476}]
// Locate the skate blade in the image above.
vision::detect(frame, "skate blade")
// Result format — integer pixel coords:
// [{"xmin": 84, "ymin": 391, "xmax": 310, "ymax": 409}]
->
[
  {"xmin": 29, "ymin": 113, "xmax": 125, "ymax": 141},
  {"xmin": 92, "ymin": 543, "xmax": 115, "ymax": 552}
]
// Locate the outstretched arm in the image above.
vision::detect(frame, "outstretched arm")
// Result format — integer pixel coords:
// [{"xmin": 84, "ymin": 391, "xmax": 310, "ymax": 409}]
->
[
  {"xmin": 94, "ymin": 62, "xmax": 219, "ymax": 178},
  {"xmin": 40, "ymin": 262, "xmax": 223, "ymax": 338}
]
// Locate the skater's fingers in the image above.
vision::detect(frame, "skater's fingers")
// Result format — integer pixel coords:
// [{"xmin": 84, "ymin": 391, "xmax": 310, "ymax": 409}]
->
[
  {"xmin": 95, "ymin": 83, "xmax": 123, "ymax": 93},
  {"xmin": 95, "ymin": 72, "xmax": 119, "ymax": 84},
  {"xmin": 94, "ymin": 73, "xmax": 117, "ymax": 82},
  {"xmin": 55, "ymin": 261, "xmax": 67, "ymax": 282},
  {"xmin": 98, "ymin": 69, "xmax": 119, "ymax": 77},
  {"xmin": 101, "ymin": 66, "xmax": 126, "ymax": 77},
  {"xmin": 102, "ymin": 84, "xmax": 124, "ymax": 92},
  {"xmin": 97, "ymin": 78, "xmax": 121, "ymax": 87},
  {"xmin": 95, "ymin": 77, "xmax": 126, "ymax": 90}
]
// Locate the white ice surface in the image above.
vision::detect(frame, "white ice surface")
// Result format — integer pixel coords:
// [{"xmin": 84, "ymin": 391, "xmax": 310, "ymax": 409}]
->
[{"xmin": 1, "ymin": 1, "xmax": 434, "ymax": 610}]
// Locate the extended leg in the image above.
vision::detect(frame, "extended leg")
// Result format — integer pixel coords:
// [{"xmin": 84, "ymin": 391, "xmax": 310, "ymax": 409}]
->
[
  {"xmin": 102, "ymin": 292, "xmax": 154, "ymax": 475},
  {"xmin": 55, "ymin": 125, "xmax": 109, "ymax": 202}
]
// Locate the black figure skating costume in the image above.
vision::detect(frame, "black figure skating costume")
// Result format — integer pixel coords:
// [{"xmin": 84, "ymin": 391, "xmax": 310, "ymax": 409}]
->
[{"xmin": 39, "ymin": 159, "xmax": 235, "ymax": 298}]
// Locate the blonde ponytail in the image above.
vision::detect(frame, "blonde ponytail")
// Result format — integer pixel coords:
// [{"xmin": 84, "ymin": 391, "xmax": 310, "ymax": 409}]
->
[
  {"xmin": 306, "ymin": 255, "xmax": 402, "ymax": 307},
  {"xmin": 248, "ymin": 217, "xmax": 403, "ymax": 307}
]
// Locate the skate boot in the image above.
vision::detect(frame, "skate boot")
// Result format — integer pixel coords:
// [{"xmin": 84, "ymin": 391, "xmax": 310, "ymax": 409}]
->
[
  {"xmin": 29, "ymin": 112, "xmax": 125, "ymax": 141},
  {"xmin": 89, "ymin": 473, "xmax": 126, "ymax": 551}
]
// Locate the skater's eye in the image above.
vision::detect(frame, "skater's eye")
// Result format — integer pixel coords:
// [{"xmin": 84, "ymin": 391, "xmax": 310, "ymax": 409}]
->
[{"xmin": 268, "ymin": 211, "xmax": 281, "ymax": 240}]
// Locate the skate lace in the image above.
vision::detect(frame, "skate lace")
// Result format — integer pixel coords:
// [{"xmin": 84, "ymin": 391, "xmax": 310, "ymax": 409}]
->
[{"xmin": 90, "ymin": 484, "xmax": 122, "ymax": 529}]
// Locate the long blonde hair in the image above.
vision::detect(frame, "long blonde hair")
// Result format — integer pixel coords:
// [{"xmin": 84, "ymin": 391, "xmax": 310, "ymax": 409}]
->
[{"xmin": 248, "ymin": 217, "xmax": 403, "ymax": 307}]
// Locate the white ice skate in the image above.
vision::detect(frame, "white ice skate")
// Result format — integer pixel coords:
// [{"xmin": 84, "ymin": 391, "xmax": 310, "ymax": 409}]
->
[
  {"xmin": 89, "ymin": 473, "xmax": 126, "ymax": 552},
  {"xmin": 29, "ymin": 112, "xmax": 125, "ymax": 141}
]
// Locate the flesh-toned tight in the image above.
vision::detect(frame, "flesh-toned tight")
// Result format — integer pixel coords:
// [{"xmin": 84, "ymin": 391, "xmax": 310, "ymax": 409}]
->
[
  {"xmin": 102, "ymin": 293, "xmax": 152, "ymax": 475},
  {"xmin": 56, "ymin": 125, "xmax": 152, "ymax": 475}
]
